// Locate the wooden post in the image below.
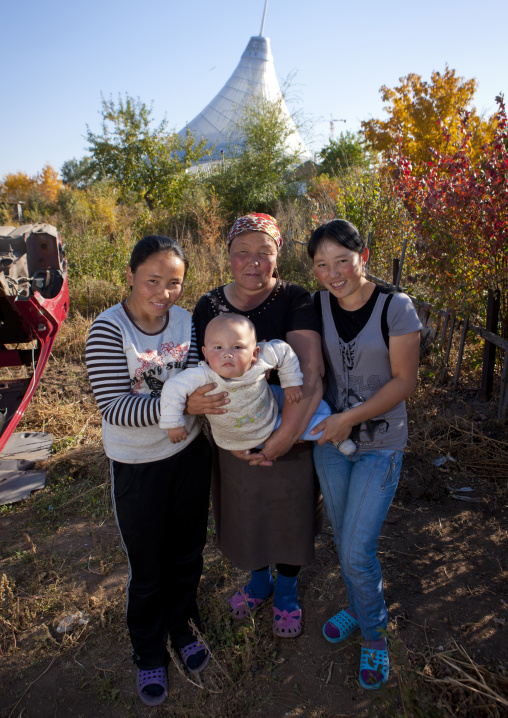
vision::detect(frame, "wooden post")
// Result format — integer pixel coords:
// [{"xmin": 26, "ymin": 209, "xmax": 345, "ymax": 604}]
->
[
  {"xmin": 479, "ymin": 289, "xmax": 500, "ymax": 402},
  {"xmin": 440, "ymin": 311, "xmax": 456, "ymax": 383},
  {"xmin": 498, "ymin": 350, "xmax": 508, "ymax": 420},
  {"xmin": 439, "ymin": 311, "xmax": 450, "ymax": 347},
  {"xmin": 453, "ymin": 316, "xmax": 469, "ymax": 391},
  {"xmin": 366, "ymin": 231, "xmax": 372, "ymax": 274},
  {"xmin": 392, "ymin": 258, "xmax": 399, "ymax": 287},
  {"xmin": 286, "ymin": 226, "xmax": 294, "ymax": 252},
  {"xmin": 395, "ymin": 231, "xmax": 409, "ymax": 290}
]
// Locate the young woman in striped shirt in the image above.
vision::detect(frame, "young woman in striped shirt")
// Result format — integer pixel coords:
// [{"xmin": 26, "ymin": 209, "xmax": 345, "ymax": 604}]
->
[{"xmin": 85, "ymin": 236, "xmax": 212, "ymax": 706}]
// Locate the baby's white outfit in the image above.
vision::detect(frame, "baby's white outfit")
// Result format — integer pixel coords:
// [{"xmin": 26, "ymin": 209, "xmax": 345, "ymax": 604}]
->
[{"xmin": 159, "ymin": 339, "xmax": 302, "ymax": 451}]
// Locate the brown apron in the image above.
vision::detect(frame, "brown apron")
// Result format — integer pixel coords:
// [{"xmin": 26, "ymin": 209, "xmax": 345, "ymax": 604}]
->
[{"xmin": 212, "ymin": 441, "xmax": 322, "ymax": 570}]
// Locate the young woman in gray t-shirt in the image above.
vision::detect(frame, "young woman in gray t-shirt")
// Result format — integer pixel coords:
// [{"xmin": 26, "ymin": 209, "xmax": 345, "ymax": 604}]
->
[{"xmin": 308, "ymin": 219, "xmax": 422, "ymax": 691}]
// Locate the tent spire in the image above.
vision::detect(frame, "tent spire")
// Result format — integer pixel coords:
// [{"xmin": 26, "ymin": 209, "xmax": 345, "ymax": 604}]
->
[
  {"xmin": 259, "ymin": 0, "xmax": 268, "ymax": 36},
  {"xmin": 177, "ymin": 5, "xmax": 312, "ymax": 165}
]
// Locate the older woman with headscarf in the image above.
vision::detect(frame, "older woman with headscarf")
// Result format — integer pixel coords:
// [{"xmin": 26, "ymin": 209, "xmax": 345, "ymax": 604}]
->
[{"xmin": 188, "ymin": 213, "xmax": 324, "ymax": 638}]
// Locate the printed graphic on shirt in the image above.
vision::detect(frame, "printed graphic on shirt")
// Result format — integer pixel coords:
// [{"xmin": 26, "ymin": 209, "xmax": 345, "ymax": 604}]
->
[
  {"xmin": 332, "ymin": 338, "xmax": 392, "ymax": 446},
  {"xmin": 130, "ymin": 341, "xmax": 190, "ymax": 397},
  {"xmin": 343, "ymin": 340, "xmax": 356, "ymax": 371},
  {"xmin": 345, "ymin": 388, "xmax": 391, "ymax": 447},
  {"xmin": 233, "ymin": 399, "xmax": 267, "ymax": 428}
]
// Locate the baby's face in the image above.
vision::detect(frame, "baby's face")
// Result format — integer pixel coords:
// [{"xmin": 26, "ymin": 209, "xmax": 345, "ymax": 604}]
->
[{"xmin": 203, "ymin": 322, "xmax": 259, "ymax": 379}]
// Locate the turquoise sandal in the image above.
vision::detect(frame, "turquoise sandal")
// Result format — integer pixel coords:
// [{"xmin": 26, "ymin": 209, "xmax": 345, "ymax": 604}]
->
[
  {"xmin": 359, "ymin": 646, "xmax": 389, "ymax": 690},
  {"xmin": 322, "ymin": 609, "xmax": 360, "ymax": 644}
]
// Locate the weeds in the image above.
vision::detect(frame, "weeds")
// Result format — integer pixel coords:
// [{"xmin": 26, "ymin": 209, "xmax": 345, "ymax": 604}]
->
[
  {"xmin": 30, "ymin": 470, "xmax": 111, "ymax": 530},
  {"xmin": 373, "ymin": 633, "xmax": 508, "ymax": 718},
  {"xmin": 372, "ymin": 633, "xmax": 443, "ymax": 717}
]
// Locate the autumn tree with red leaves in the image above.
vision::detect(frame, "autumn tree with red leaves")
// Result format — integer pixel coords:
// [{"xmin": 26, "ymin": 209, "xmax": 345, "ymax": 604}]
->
[{"xmin": 394, "ymin": 94, "xmax": 508, "ymax": 336}]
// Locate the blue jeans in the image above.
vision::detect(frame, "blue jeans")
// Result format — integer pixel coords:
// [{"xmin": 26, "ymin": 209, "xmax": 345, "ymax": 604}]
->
[{"xmin": 313, "ymin": 443, "xmax": 403, "ymax": 641}]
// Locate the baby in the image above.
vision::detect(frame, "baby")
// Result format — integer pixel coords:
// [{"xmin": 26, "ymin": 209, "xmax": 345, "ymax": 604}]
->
[{"xmin": 159, "ymin": 313, "xmax": 331, "ymax": 451}]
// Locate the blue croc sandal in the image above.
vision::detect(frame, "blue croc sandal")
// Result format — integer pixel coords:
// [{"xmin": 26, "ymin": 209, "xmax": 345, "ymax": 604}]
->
[
  {"xmin": 323, "ymin": 609, "xmax": 360, "ymax": 644},
  {"xmin": 180, "ymin": 639, "xmax": 211, "ymax": 674},
  {"xmin": 137, "ymin": 666, "xmax": 168, "ymax": 706},
  {"xmin": 359, "ymin": 646, "xmax": 389, "ymax": 690}
]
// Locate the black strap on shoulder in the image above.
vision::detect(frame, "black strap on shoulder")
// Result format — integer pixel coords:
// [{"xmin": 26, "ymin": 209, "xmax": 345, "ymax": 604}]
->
[
  {"xmin": 312, "ymin": 291, "xmax": 323, "ymax": 329},
  {"xmin": 380, "ymin": 290, "xmax": 396, "ymax": 349}
]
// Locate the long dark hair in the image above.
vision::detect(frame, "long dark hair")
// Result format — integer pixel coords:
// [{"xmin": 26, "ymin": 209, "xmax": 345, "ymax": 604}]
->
[
  {"xmin": 129, "ymin": 235, "xmax": 189, "ymax": 276},
  {"xmin": 307, "ymin": 219, "xmax": 365, "ymax": 259}
]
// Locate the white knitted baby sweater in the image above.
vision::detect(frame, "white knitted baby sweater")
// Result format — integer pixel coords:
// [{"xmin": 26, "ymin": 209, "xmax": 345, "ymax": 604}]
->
[{"xmin": 159, "ymin": 339, "xmax": 303, "ymax": 450}]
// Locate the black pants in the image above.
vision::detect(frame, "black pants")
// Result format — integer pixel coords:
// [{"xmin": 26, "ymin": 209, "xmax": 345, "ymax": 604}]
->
[{"xmin": 111, "ymin": 432, "xmax": 212, "ymax": 669}]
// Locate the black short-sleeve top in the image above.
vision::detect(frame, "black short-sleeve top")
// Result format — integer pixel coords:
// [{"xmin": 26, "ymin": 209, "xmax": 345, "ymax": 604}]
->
[{"xmin": 193, "ymin": 279, "xmax": 320, "ymax": 370}]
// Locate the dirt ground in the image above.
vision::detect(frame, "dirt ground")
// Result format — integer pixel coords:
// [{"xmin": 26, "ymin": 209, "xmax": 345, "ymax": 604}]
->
[{"xmin": 1, "ymin": 362, "xmax": 507, "ymax": 717}]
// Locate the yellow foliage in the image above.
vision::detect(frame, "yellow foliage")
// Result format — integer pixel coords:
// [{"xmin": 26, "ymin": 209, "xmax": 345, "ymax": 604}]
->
[
  {"xmin": 0, "ymin": 171, "xmax": 37, "ymax": 203},
  {"xmin": 0, "ymin": 164, "xmax": 63, "ymax": 206},
  {"xmin": 36, "ymin": 163, "xmax": 63, "ymax": 203},
  {"xmin": 361, "ymin": 66, "xmax": 495, "ymax": 169}
]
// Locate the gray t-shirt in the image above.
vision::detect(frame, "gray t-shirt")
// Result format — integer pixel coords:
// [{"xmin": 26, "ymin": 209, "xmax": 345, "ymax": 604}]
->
[{"xmin": 319, "ymin": 290, "xmax": 422, "ymax": 452}]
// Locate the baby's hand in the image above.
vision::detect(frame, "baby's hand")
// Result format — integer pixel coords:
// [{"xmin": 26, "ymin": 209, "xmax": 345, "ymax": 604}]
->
[
  {"xmin": 167, "ymin": 427, "xmax": 188, "ymax": 444},
  {"xmin": 284, "ymin": 385, "xmax": 303, "ymax": 404}
]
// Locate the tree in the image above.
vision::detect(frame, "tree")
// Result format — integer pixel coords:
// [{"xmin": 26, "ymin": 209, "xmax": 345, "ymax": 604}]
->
[
  {"xmin": 394, "ymin": 94, "xmax": 508, "ymax": 334},
  {"xmin": 61, "ymin": 157, "xmax": 97, "ymax": 189},
  {"xmin": 361, "ymin": 66, "xmax": 495, "ymax": 169},
  {"xmin": 207, "ymin": 96, "xmax": 305, "ymax": 220},
  {"xmin": 0, "ymin": 164, "xmax": 62, "ymax": 207},
  {"xmin": 317, "ymin": 132, "xmax": 371, "ymax": 175},
  {"xmin": 86, "ymin": 95, "xmax": 210, "ymax": 210},
  {"xmin": 0, "ymin": 171, "xmax": 37, "ymax": 203},
  {"xmin": 36, "ymin": 164, "xmax": 63, "ymax": 203}
]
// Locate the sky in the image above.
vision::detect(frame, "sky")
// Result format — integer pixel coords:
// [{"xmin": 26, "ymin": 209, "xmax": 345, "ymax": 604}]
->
[{"xmin": 1, "ymin": 0, "xmax": 506, "ymax": 177}]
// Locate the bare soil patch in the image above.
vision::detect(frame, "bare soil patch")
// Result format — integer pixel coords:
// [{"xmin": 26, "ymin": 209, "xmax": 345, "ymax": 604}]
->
[{"xmin": 1, "ymin": 360, "xmax": 507, "ymax": 718}]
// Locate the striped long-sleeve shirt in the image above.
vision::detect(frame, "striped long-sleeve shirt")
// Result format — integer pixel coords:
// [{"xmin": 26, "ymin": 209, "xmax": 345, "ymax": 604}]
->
[{"xmin": 85, "ymin": 301, "xmax": 201, "ymax": 464}]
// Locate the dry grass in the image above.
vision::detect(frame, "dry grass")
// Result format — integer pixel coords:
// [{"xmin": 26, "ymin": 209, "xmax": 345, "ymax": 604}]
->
[
  {"xmin": 410, "ymin": 413, "xmax": 508, "ymax": 481},
  {"xmin": 419, "ymin": 641, "xmax": 508, "ymax": 717},
  {"xmin": 406, "ymin": 367, "xmax": 508, "ymax": 484}
]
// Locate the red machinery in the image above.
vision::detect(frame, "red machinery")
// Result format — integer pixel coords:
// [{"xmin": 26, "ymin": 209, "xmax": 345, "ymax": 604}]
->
[{"xmin": 0, "ymin": 224, "xmax": 69, "ymax": 454}]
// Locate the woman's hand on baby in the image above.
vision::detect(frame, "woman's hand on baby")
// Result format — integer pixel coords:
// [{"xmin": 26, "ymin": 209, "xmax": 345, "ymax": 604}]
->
[
  {"xmin": 311, "ymin": 413, "xmax": 354, "ymax": 446},
  {"xmin": 283, "ymin": 385, "xmax": 303, "ymax": 404},
  {"xmin": 185, "ymin": 383, "xmax": 229, "ymax": 415},
  {"xmin": 254, "ymin": 429, "xmax": 295, "ymax": 464},
  {"xmin": 167, "ymin": 427, "xmax": 188, "ymax": 444},
  {"xmin": 230, "ymin": 428, "xmax": 296, "ymax": 466},
  {"xmin": 230, "ymin": 448, "xmax": 272, "ymax": 467}
]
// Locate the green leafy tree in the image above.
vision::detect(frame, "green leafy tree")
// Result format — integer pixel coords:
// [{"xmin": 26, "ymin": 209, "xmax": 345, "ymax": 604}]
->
[
  {"xmin": 208, "ymin": 96, "xmax": 306, "ymax": 220},
  {"xmin": 86, "ymin": 95, "xmax": 209, "ymax": 210},
  {"xmin": 318, "ymin": 131, "xmax": 371, "ymax": 175},
  {"xmin": 60, "ymin": 157, "xmax": 96, "ymax": 189}
]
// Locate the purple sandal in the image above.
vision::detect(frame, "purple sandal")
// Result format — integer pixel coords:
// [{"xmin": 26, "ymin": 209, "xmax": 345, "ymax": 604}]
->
[
  {"xmin": 228, "ymin": 586, "xmax": 271, "ymax": 619},
  {"xmin": 179, "ymin": 639, "xmax": 210, "ymax": 674},
  {"xmin": 273, "ymin": 607, "xmax": 302, "ymax": 638},
  {"xmin": 137, "ymin": 666, "xmax": 168, "ymax": 706}
]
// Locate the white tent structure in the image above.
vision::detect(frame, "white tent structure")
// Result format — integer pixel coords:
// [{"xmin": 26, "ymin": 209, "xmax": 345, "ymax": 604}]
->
[{"xmin": 178, "ymin": 2, "xmax": 312, "ymax": 165}]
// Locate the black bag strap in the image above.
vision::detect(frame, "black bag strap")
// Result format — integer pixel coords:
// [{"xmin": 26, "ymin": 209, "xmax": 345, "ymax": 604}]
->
[{"xmin": 381, "ymin": 291, "xmax": 396, "ymax": 349}]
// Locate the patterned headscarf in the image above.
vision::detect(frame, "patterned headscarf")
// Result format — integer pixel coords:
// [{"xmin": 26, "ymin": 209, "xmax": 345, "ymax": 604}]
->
[{"xmin": 227, "ymin": 213, "xmax": 283, "ymax": 250}]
